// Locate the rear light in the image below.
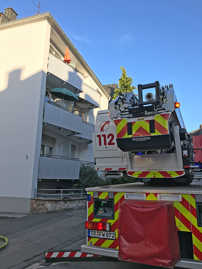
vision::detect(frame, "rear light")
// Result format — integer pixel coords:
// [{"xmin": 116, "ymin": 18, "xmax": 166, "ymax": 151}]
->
[
  {"xmin": 97, "ymin": 222, "xmax": 104, "ymax": 231},
  {"xmin": 85, "ymin": 221, "xmax": 110, "ymax": 231}
]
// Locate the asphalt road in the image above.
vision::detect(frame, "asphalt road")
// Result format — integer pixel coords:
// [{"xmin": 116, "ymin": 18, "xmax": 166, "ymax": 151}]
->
[
  {"xmin": 0, "ymin": 207, "xmax": 184, "ymax": 269},
  {"xmin": 0, "ymin": 208, "xmax": 85, "ymax": 269},
  {"xmin": 41, "ymin": 261, "xmax": 165, "ymax": 269}
]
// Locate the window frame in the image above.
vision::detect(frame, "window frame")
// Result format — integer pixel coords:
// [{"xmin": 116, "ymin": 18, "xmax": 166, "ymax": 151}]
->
[{"xmin": 94, "ymin": 198, "xmax": 114, "ymax": 220}]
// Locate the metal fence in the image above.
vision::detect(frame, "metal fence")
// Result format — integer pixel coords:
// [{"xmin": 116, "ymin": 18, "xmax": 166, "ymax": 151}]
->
[{"xmin": 37, "ymin": 188, "xmax": 86, "ymax": 200}]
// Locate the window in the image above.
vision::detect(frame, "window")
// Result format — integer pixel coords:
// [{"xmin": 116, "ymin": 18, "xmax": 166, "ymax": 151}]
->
[
  {"xmin": 71, "ymin": 144, "xmax": 77, "ymax": 159},
  {"xmin": 81, "ymin": 111, "xmax": 88, "ymax": 122},
  {"xmin": 40, "ymin": 144, "xmax": 45, "ymax": 155},
  {"xmin": 142, "ymin": 88, "xmax": 156, "ymax": 103},
  {"xmin": 49, "ymin": 44, "xmax": 63, "ymax": 60},
  {"xmin": 40, "ymin": 145, "xmax": 53, "ymax": 156},
  {"xmin": 94, "ymin": 198, "xmax": 114, "ymax": 219}
]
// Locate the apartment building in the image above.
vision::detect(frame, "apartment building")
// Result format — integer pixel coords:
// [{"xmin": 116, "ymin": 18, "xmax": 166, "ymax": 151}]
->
[{"xmin": 0, "ymin": 8, "xmax": 109, "ymax": 214}]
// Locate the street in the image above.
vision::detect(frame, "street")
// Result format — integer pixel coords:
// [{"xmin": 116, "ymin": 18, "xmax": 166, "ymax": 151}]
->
[
  {"xmin": 39, "ymin": 261, "xmax": 165, "ymax": 269},
  {"xmin": 0, "ymin": 207, "xmax": 183, "ymax": 269},
  {"xmin": 0, "ymin": 208, "xmax": 85, "ymax": 269}
]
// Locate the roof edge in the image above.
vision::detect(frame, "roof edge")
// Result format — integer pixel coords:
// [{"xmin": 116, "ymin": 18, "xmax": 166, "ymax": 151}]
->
[{"xmin": 0, "ymin": 12, "xmax": 109, "ymax": 99}]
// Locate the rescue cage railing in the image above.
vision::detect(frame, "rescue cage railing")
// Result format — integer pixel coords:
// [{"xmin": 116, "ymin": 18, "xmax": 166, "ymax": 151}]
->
[{"xmin": 37, "ymin": 188, "xmax": 87, "ymax": 200}]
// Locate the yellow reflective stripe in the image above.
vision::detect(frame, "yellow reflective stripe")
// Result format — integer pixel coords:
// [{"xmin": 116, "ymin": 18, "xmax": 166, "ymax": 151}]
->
[
  {"xmin": 132, "ymin": 171, "xmax": 144, "ymax": 177},
  {"xmin": 194, "ymin": 254, "xmax": 199, "ymax": 261},
  {"xmin": 114, "ymin": 208, "xmax": 120, "ymax": 221},
  {"xmin": 101, "ymin": 239, "xmax": 114, "ymax": 248},
  {"xmin": 154, "ymin": 114, "xmax": 168, "ymax": 130},
  {"xmin": 168, "ymin": 171, "xmax": 178, "ymax": 177},
  {"xmin": 88, "ymin": 192, "xmax": 93, "ymax": 218},
  {"xmin": 132, "ymin": 121, "xmax": 150, "ymax": 134},
  {"xmin": 151, "ymin": 129, "xmax": 161, "ymax": 136},
  {"xmin": 114, "ymin": 192, "xmax": 124, "ymax": 205},
  {"xmin": 116, "ymin": 119, "xmax": 127, "ymax": 135},
  {"xmin": 99, "ymin": 192, "xmax": 108, "ymax": 199},
  {"xmin": 175, "ymin": 216, "xmax": 190, "ymax": 232},
  {"xmin": 129, "ymin": 171, "xmax": 184, "ymax": 178},
  {"xmin": 145, "ymin": 173, "xmax": 151, "ymax": 178},
  {"xmin": 149, "ymin": 171, "xmax": 164, "ymax": 178},
  {"xmin": 175, "ymin": 202, "xmax": 198, "ymax": 229},
  {"xmin": 146, "ymin": 194, "xmax": 158, "ymax": 201},
  {"xmin": 192, "ymin": 234, "xmax": 202, "ymax": 252},
  {"xmin": 88, "ymin": 204, "xmax": 93, "ymax": 217},
  {"xmin": 184, "ymin": 195, "xmax": 196, "ymax": 209},
  {"xmin": 88, "ymin": 237, "xmax": 99, "ymax": 245}
]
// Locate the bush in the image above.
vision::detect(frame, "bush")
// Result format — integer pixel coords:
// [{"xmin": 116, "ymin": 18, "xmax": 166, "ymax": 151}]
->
[
  {"xmin": 79, "ymin": 165, "xmax": 105, "ymax": 188},
  {"xmin": 105, "ymin": 174, "xmax": 135, "ymax": 185}
]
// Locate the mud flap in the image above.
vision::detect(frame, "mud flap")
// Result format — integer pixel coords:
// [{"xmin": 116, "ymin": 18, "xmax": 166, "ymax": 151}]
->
[{"xmin": 119, "ymin": 200, "xmax": 180, "ymax": 268}]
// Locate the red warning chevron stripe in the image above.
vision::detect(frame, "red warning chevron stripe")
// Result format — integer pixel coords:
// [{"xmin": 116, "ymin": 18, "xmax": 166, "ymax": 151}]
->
[
  {"xmin": 174, "ymin": 194, "xmax": 202, "ymax": 261},
  {"xmin": 175, "ymin": 208, "xmax": 202, "ymax": 242},
  {"xmin": 181, "ymin": 197, "xmax": 197, "ymax": 218},
  {"xmin": 155, "ymin": 121, "xmax": 168, "ymax": 135}
]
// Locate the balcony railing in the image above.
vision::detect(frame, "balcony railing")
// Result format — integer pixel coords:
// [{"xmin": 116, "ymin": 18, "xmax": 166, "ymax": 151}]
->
[
  {"xmin": 47, "ymin": 54, "xmax": 101, "ymax": 108},
  {"xmin": 37, "ymin": 188, "xmax": 86, "ymax": 200},
  {"xmin": 43, "ymin": 101, "xmax": 94, "ymax": 141},
  {"xmin": 38, "ymin": 156, "xmax": 80, "ymax": 180},
  {"xmin": 48, "ymin": 54, "xmax": 84, "ymax": 91}
]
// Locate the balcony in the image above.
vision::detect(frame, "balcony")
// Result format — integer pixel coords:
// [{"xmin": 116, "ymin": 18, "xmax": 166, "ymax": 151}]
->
[
  {"xmin": 47, "ymin": 55, "xmax": 100, "ymax": 108},
  {"xmin": 43, "ymin": 102, "xmax": 94, "ymax": 142},
  {"xmin": 48, "ymin": 54, "xmax": 83, "ymax": 92},
  {"xmin": 38, "ymin": 156, "xmax": 80, "ymax": 180}
]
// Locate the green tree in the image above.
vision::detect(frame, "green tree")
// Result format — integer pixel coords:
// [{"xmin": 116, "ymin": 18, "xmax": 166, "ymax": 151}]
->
[{"xmin": 113, "ymin": 67, "xmax": 136, "ymax": 99}]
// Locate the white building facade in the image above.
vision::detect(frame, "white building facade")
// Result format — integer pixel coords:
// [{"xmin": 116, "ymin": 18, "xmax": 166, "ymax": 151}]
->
[{"xmin": 0, "ymin": 9, "xmax": 109, "ymax": 214}]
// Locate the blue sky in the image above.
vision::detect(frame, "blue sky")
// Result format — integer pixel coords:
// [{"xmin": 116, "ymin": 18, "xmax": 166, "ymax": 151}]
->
[{"xmin": 1, "ymin": 0, "xmax": 202, "ymax": 131}]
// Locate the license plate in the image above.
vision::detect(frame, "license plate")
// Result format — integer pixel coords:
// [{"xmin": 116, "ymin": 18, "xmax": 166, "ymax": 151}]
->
[{"xmin": 88, "ymin": 230, "xmax": 116, "ymax": 240}]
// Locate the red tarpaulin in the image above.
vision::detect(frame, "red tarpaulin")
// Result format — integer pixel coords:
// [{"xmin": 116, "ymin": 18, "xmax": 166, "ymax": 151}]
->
[
  {"xmin": 193, "ymin": 135, "xmax": 202, "ymax": 162},
  {"xmin": 119, "ymin": 200, "xmax": 180, "ymax": 268}
]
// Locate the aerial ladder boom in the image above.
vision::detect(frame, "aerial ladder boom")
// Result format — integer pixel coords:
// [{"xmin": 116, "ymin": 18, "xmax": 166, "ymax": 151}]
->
[{"xmin": 95, "ymin": 81, "xmax": 196, "ymax": 184}]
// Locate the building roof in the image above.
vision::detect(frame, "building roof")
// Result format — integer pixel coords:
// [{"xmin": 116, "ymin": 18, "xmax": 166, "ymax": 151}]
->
[
  {"xmin": 190, "ymin": 126, "xmax": 202, "ymax": 136},
  {"xmin": 0, "ymin": 12, "xmax": 109, "ymax": 99}
]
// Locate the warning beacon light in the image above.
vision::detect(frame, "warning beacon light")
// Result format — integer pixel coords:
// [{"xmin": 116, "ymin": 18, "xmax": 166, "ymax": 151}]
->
[{"xmin": 175, "ymin": 102, "xmax": 180, "ymax": 108}]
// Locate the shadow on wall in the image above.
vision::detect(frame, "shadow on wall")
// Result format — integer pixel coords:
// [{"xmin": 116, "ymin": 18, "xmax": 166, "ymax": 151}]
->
[
  {"xmin": 68, "ymin": 69, "xmax": 82, "ymax": 93},
  {"xmin": 0, "ymin": 66, "xmax": 101, "ymax": 197},
  {"xmin": 66, "ymin": 68, "xmax": 100, "ymax": 126},
  {"xmin": 85, "ymin": 93, "xmax": 99, "ymax": 108},
  {"xmin": 0, "ymin": 68, "xmax": 46, "ymax": 197}
]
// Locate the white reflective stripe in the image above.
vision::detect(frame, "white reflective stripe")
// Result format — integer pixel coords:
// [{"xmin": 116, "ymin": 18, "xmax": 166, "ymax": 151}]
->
[
  {"xmin": 158, "ymin": 194, "xmax": 182, "ymax": 202},
  {"xmin": 74, "ymin": 252, "xmax": 82, "ymax": 257},
  {"xmin": 63, "ymin": 252, "xmax": 71, "ymax": 257},
  {"xmin": 125, "ymin": 193, "xmax": 146, "ymax": 200},
  {"xmin": 87, "ymin": 254, "xmax": 94, "ymax": 257},
  {"xmin": 127, "ymin": 116, "xmax": 155, "ymax": 122},
  {"xmin": 51, "ymin": 252, "xmax": 59, "ymax": 258}
]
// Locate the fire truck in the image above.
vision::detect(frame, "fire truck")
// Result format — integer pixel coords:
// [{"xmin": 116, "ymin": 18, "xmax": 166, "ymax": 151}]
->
[
  {"xmin": 95, "ymin": 81, "xmax": 194, "ymax": 185},
  {"xmin": 45, "ymin": 81, "xmax": 202, "ymax": 268},
  {"xmin": 81, "ymin": 82, "xmax": 202, "ymax": 268}
]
